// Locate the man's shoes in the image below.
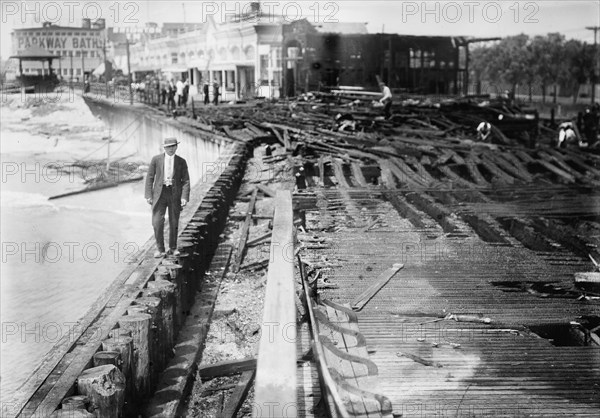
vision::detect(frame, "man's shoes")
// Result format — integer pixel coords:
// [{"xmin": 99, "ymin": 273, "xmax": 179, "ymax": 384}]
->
[
  {"xmin": 168, "ymin": 249, "xmax": 181, "ymax": 257},
  {"xmin": 154, "ymin": 250, "xmax": 166, "ymax": 258}
]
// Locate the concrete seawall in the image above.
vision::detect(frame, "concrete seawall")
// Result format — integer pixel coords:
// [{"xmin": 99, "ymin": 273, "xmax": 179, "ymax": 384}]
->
[{"xmin": 82, "ymin": 97, "xmax": 231, "ymax": 183}]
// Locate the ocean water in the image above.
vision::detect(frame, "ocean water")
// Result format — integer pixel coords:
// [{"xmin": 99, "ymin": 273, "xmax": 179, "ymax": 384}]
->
[{"xmin": 0, "ymin": 94, "xmax": 153, "ymax": 403}]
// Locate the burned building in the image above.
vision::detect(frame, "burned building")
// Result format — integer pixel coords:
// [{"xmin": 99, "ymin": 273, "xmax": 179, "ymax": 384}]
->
[{"xmin": 282, "ymin": 19, "xmax": 465, "ymax": 96}]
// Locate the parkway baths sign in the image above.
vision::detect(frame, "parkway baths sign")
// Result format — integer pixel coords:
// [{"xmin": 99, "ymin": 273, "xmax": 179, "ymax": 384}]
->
[{"xmin": 16, "ymin": 35, "xmax": 104, "ymax": 50}]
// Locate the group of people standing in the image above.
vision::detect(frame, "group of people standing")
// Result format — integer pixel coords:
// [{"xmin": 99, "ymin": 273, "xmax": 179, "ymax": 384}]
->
[
  {"xmin": 158, "ymin": 79, "xmax": 222, "ymax": 110},
  {"xmin": 203, "ymin": 82, "xmax": 221, "ymax": 106},
  {"xmin": 160, "ymin": 78, "xmax": 190, "ymax": 111}
]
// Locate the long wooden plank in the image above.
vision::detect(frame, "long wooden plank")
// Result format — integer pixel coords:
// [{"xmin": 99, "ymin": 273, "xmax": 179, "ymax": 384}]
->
[
  {"xmin": 217, "ymin": 370, "xmax": 255, "ymax": 418},
  {"xmin": 255, "ymin": 190, "xmax": 296, "ymax": 417},
  {"xmin": 232, "ymin": 188, "xmax": 258, "ymax": 272},
  {"xmin": 199, "ymin": 358, "xmax": 257, "ymax": 381},
  {"xmin": 351, "ymin": 264, "xmax": 404, "ymax": 311}
]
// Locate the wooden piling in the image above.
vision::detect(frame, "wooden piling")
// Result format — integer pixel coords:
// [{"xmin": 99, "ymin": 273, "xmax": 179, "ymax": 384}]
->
[
  {"xmin": 101, "ymin": 336, "xmax": 134, "ymax": 400},
  {"xmin": 92, "ymin": 351, "xmax": 121, "ymax": 368},
  {"xmin": 133, "ymin": 296, "xmax": 163, "ymax": 387},
  {"xmin": 145, "ymin": 280, "xmax": 176, "ymax": 367},
  {"xmin": 76, "ymin": 365, "xmax": 125, "ymax": 418},
  {"xmin": 60, "ymin": 395, "xmax": 89, "ymax": 411},
  {"xmin": 49, "ymin": 409, "xmax": 94, "ymax": 417},
  {"xmin": 118, "ymin": 313, "xmax": 151, "ymax": 399}
]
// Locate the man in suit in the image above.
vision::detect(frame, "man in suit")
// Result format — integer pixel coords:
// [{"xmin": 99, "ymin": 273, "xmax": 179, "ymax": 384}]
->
[{"xmin": 145, "ymin": 137, "xmax": 191, "ymax": 257}]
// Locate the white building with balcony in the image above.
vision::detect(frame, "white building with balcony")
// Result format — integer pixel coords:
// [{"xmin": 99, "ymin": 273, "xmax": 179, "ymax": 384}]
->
[{"xmin": 128, "ymin": 8, "xmax": 284, "ymax": 102}]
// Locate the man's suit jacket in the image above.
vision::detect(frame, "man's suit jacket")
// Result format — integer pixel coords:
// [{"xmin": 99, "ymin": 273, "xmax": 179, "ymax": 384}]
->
[{"xmin": 144, "ymin": 153, "xmax": 190, "ymax": 210}]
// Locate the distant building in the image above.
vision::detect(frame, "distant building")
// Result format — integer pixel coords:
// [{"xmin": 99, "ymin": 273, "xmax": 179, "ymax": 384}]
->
[
  {"xmin": 10, "ymin": 20, "xmax": 106, "ymax": 80},
  {"xmin": 282, "ymin": 19, "xmax": 464, "ymax": 96},
  {"xmin": 127, "ymin": 4, "xmax": 285, "ymax": 101}
]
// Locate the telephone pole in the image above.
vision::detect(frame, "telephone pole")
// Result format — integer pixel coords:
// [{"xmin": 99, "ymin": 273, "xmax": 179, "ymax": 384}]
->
[
  {"xmin": 586, "ymin": 26, "xmax": 600, "ymax": 104},
  {"xmin": 126, "ymin": 38, "xmax": 132, "ymax": 105}
]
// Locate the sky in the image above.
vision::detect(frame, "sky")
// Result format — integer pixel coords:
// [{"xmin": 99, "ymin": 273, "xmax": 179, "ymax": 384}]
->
[{"xmin": 1, "ymin": 0, "xmax": 599, "ymax": 58}]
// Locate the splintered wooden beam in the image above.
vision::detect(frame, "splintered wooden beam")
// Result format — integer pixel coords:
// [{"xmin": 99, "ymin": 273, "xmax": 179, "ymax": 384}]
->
[
  {"xmin": 257, "ymin": 184, "xmax": 277, "ymax": 198},
  {"xmin": 536, "ymin": 159, "xmax": 576, "ymax": 184},
  {"xmin": 198, "ymin": 358, "xmax": 257, "ymax": 381},
  {"xmin": 216, "ymin": 370, "xmax": 255, "ymax": 418},
  {"xmin": 255, "ymin": 190, "xmax": 296, "ymax": 416},
  {"xmin": 232, "ymin": 188, "xmax": 258, "ymax": 272},
  {"xmin": 332, "ymin": 159, "xmax": 350, "ymax": 188},
  {"xmin": 247, "ymin": 231, "xmax": 273, "ymax": 247},
  {"xmin": 270, "ymin": 127, "xmax": 286, "ymax": 147},
  {"xmin": 351, "ymin": 163, "xmax": 368, "ymax": 187},
  {"xmin": 351, "ymin": 264, "xmax": 404, "ymax": 311},
  {"xmin": 282, "ymin": 128, "xmax": 292, "ymax": 151}
]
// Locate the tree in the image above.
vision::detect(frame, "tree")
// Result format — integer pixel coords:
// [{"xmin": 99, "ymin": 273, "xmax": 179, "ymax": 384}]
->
[
  {"xmin": 529, "ymin": 33, "xmax": 565, "ymax": 103},
  {"xmin": 485, "ymin": 34, "xmax": 531, "ymax": 97},
  {"xmin": 564, "ymin": 40, "xmax": 596, "ymax": 103}
]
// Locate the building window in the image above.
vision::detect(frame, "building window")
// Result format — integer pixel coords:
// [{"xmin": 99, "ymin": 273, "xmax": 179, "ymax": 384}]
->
[
  {"xmin": 75, "ymin": 51, "xmax": 81, "ymax": 57},
  {"xmin": 82, "ymin": 51, "xmax": 88, "ymax": 58},
  {"xmin": 410, "ymin": 49, "xmax": 421, "ymax": 68},
  {"xmin": 67, "ymin": 32, "xmax": 72, "ymax": 36},
  {"xmin": 171, "ymin": 53, "xmax": 178, "ymax": 64},
  {"xmin": 76, "ymin": 69, "xmax": 81, "ymax": 75},
  {"xmin": 260, "ymin": 54, "xmax": 268, "ymax": 80}
]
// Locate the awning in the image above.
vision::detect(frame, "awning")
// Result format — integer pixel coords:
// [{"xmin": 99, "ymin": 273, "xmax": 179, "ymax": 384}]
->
[
  {"xmin": 187, "ymin": 57, "xmax": 209, "ymax": 69},
  {"xmin": 161, "ymin": 65, "xmax": 188, "ymax": 73},
  {"xmin": 208, "ymin": 61, "xmax": 254, "ymax": 71},
  {"xmin": 10, "ymin": 47, "xmax": 60, "ymax": 60}
]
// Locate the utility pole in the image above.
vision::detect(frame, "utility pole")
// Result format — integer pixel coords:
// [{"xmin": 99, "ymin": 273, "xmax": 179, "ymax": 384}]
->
[
  {"xmin": 106, "ymin": 125, "xmax": 111, "ymax": 171},
  {"xmin": 585, "ymin": 26, "xmax": 599, "ymax": 104},
  {"xmin": 102, "ymin": 34, "xmax": 108, "ymax": 98},
  {"xmin": 126, "ymin": 38, "xmax": 133, "ymax": 105},
  {"xmin": 70, "ymin": 51, "xmax": 74, "ymax": 84}
]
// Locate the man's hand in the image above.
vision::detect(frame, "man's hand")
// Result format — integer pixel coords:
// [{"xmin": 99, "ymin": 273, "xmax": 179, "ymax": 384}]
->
[
  {"xmin": 146, "ymin": 198, "xmax": 152, "ymax": 205},
  {"xmin": 181, "ymin": 199, "xmax": 187, "ymax": 207}
]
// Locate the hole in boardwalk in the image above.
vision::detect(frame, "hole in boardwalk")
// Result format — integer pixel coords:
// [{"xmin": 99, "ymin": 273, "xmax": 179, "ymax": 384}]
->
[
  {"xmin": 491, "ymin": 280, "xmax": 596, "ymax": 299},
  {"xmin": 528, "ymin": 318, "xmax": 600, "ymax": 347}
]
